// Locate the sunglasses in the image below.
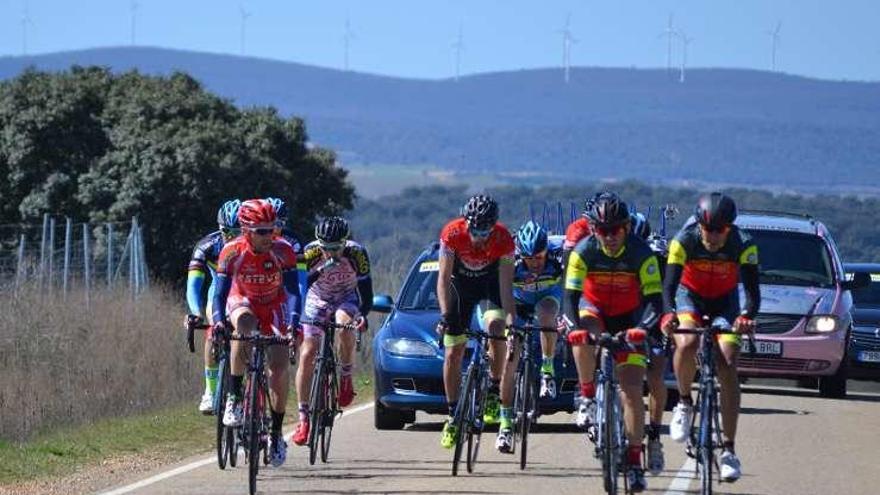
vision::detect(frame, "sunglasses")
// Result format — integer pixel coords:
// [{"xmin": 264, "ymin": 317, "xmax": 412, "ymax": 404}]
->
[
  {"xmin": 248, "ymin": 227, "xmax": 275, "ymax": 236},
  {"xmin": 521, "ymin": 252, "xmax": 547, "ymax": 262},
  {"xmin": 700, "ymin": 224, "xmax": 731, "ymax": 234},
  {"xmin": 594, "ymin": 224, "xmax": 625, "ymax": 237},
  {"xmin": 319, "ymin": 241, "xmax": 345, "ymax": 251},
  {"xmin": 468, "ymin": 226, "xmax": 492, "ymax": 238}
]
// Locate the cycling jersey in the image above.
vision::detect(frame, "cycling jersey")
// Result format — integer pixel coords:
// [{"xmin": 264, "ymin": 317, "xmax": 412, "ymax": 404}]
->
[
  {"xmin": 186, "ymin": 231, "xmax": 225, "ymax": 319},
  {"xmin": 212, "ymin": 237, "xmax": 301, "ymax": 334},
  {"xmin": 277, "ymin": 227, "xmax": 308, "ymax": 303},
  {"xmin": 513, "ymin": 238, "xmax": 564, "ymax": 308},
  {"xmin": 301, "ymin": 239, "xmax": 373, "ymax": 316},
  {"xmin": 563, "ymin": 234, "xmax": 662, "ymax": 330},
  {"xmin": 663, "ymin": 222, "xmax": 760, "ymax": 318},
  {"xmin": 439, "ymin": 218, "xmax": 515, "ymax": 277}
]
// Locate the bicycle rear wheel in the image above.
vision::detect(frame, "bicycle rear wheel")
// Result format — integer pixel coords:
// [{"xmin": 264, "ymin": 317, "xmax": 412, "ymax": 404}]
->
[
  {"xmin": 215, "ymin": 355, "xmax": 230, "ymax": 469},
  {"xmin": 518, "ymin": 362, "xmax": 533, "ymax": 470},
  {"xmin": 247, "ymin": 372, "xmax": 262, "ymax": 495},
  {"xmin": 451, "ymin": 364, "xmax": 474, "ymax": 476},
  {"xmin": 307, "ymin": 361, "xmax": 325, "ymax": 466},
  {"xmin": 320, "ymin": 368, "xmax": 338, "ymax": 463}
]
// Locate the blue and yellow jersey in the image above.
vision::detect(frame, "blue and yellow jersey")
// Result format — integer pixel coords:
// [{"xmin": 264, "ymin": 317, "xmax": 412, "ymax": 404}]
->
[
  {"xmin": 513, "ymin": 238, "xmax": 564, "ymax": 307},
  {"xmin": 186, "ymin": 230, "xmax": 225, "ymax": 316}
]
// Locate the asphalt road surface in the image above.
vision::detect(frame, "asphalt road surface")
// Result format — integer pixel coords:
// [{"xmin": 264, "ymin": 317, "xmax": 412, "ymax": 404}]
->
[{"xmin": 101, "ymin": 382, "xmax": 880, "ymax": 495}]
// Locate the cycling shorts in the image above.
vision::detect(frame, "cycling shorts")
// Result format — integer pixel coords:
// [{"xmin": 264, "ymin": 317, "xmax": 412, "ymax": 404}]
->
[
  {"xmin": 443, "ymin": 273, "xmax": 504, "ymax": 346},
  {"xmin": 302, "ymin": 289, "xmax": 359, "ymax": 338},
  {"xmin": 227, "ymin": 295, "xmax": 289, "ymax": 336},
  {"xmin": 675, "ymin": 286, "xmax": 742, "ymax": 346},
  {"xmin": 575, "ymin": 301, "xmax": 646, "ymax": 367}
]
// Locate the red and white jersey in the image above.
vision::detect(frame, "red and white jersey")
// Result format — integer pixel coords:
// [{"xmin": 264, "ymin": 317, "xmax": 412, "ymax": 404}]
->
[
  {"xmin": 564, "ymin": 217, "xmax": 592, "ymax": 250},
  {"xmin": 217, "ymin": 236, "xmax": 298, "ymax": 305},
  {"xmin": 439, "ymin": 218, "xmax": 515, "ymax": 273}
]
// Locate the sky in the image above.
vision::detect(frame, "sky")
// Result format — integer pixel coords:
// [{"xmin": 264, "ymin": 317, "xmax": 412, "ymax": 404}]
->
[{"xmin": 0, "ymin": 0, "xmax": 878, "ymax": 81}]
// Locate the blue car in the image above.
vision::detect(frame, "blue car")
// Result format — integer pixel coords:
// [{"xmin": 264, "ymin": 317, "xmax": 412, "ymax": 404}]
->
[
  {"xmin": 371, "ymin": 242, "xmax": 580, "ymax": 430},
  {"xmin": 844, "ymin": 263, "xmax": 880, "ymax": 380}
]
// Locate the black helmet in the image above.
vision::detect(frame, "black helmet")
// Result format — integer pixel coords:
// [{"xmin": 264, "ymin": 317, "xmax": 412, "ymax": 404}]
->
[
  {"xmin": 585, "ymin": 192, "xmax": 630, "ymax": 227},
  {"xmin": 315, "ymin": 216, "xmax": 350, "ymax": 244},
  {"xmin": 462, "ymin": 194, "xmax": 499, "ymax": 230},
  {"xmin": 694, "ymin": 192, "xmax": 737, "ymax": 229},
  {"xmin": 630, "ymin": 212, "xmax": 652, "ymax": 240},
  {"xmin": 581, "ymin": 193, "xmax": 600, "ymax": 218}
]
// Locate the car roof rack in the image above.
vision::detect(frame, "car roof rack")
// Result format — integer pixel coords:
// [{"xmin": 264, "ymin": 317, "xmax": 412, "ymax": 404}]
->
[{"xmin": 740, "ymin": 209, "xmax": 815, "ymax": 223}]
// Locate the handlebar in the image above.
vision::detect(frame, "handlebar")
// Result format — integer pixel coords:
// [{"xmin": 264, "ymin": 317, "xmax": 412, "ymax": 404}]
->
[
  {"xmin": 184, "ymin": 315, "xmax": 211, "ymax": 353},
  {"xmin": 673, "ymin": 325, "xmax": 757, "ymax": 358},
  {"xmin": 300, "ymin": 318, "xmax": 362, "ymax": 351}
]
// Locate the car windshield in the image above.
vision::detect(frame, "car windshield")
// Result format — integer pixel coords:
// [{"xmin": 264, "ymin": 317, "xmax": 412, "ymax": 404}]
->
[
  {"xmin": 398, "ymin": 263, "xmax": 440, "ymax": 310},
  {"xmin": 849, "ymin": 272, "xmax": 880, "ymax": 308},
  {"xmin": 745, "ymin": 230, "xmax": 835, "ymax": 287}
]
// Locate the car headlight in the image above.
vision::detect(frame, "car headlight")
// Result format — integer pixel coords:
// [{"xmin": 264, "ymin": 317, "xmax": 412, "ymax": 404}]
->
[
  {"xmin": 805, "ymin": 315, "xmax": 839, "ymax": 333},
  {"xmin": 381, "ymin": 338, "xmax": 437, "ymax": 357}
]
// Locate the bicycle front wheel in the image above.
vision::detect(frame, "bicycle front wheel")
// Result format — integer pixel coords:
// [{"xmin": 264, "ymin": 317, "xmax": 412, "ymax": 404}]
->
[
  {"xmin": 466, "ymin": 371, "xmax": 487, "ymax": 474},
  {"xmin": 307, "ymin": 361, "xmax": 325, "ymax": 466},
  {"xmin": 601, "ymin": 382, "xmax": 619, "ymax": 495},
  {"xmin": 247, "ymin": 372, "xmax": 262, "ymax": 495},
  {"xmin": 699, "ymin": 386, "xmax": 715, "ymax": 495},
  {"xmin": 320, "ymin": 368, "xmax": 338, "ymax": 463},
  {"xmin": 215, "ymin": 355, "xmax": 230, "ymax": 469},
  {"xmin": 451, "ymin": 364, "xmax": 474, "ymax": 476},
  {"xmin": 518, "ymin": 363, "xmax": 533, "ymax": 470}
]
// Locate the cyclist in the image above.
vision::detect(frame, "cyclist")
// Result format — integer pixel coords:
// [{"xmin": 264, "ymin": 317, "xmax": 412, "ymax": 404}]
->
[
  {"xmin": 265, "ymin": 196, "xmax": 308, "ymax": 294},
  {"xmin": 185, "ymin": 199, "xmax": 240, "ymax": 414},
  {"xmin": 660, "ymin": 192, "xmax": 759, "ymax": 483},
  {"xmin": 436, "ymin": 194, "xmax": 516, "ymax": 451},
  {"xmin": 561, "ymin": 193, "xmax": 597, "ymax": 268},
  {"xmin": 291, "ymin": 216, "xmax": 372, "ymax": 446},
  {"xmin": 213, "ymin": 199, "xmax": 302, "ymax": 468},
  {"xmin": 512, "ymin": 220, "xmax": 564, "ymax": 400},
  {"xmin": 563, "ymin": 192, "xmax": 663, "ymax": 492},
  {"xmin": 631, "ymin": 211, "xmax": 667, "ymax": 475}
]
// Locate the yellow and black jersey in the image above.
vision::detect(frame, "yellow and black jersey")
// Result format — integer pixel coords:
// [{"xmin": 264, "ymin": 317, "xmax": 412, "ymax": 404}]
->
[
  {"xmin": 663, "ymin": 223, "xmax": 760, "ymax": 318},
  {"xmin": 563, "ymin": 234, "xmax": 662, "ymax": 329}
]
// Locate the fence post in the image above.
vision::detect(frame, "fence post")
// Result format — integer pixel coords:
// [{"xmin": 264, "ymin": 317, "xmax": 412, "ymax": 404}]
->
[
  {"xmin": 131, "ymin": 217, "xmax": 140, "ymax": 295},
  {"xmin": 107, "ymin": 223, "xmax": 114, "ymax": 288},
  {"xmin": 48, "ymin": 217, "xmax": 56, "ymax": 296},
  {"xmin": 63, "ymin": 217, "xmax": 72, "ymax": 300},
  {"xmin": 39, "ymin": 214, "xmax": 49, "ymax": 290},
  {"xmin": 138, "ymin": 224, "xmax": 149, "ymax": 290},
  {"xmin": 84, "ymin": 223, "xmax": 92, "ymax": 309},
  {"xmin": 15, "ymin": 234, "xmax": 25, "ymax": 294},
  {"xmin": 114, "ymin": 226, "xmax": 132, "ymax": 283}
]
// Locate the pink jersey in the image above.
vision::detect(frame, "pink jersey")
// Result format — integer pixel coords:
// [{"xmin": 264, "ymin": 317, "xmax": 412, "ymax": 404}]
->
[{"xmin": 217, "ymin": 237, "xmax": 298, "ymax": 305}]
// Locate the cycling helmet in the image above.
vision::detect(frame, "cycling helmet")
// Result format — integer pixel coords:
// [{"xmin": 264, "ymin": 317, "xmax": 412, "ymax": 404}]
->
[
  {"xmin": 462, "ymin": 194, "xmax": 499, "ymax": 230},
  {"xmin": 581, "ymin": 193, "xmax": 600, "ymax": 218},
  {"xmin": 631, "ymin": 212, "xmax": 652, "ymax": 240},
  {"xmin": 264, "ymin": 197, "xmax": 288, "ymax": 225},
  {"xmin": 238, "ymin": 199, "xmax": 276, "ymax": 229},
  {"xmin": 585, "ymin": 192, "xmax": 630, "ymax": 227},
  {"xmin": 216, "ymin": 199, "xmax": 241, "ymax": 229},
  {"xmin": 315, "ymin": 216, "xmax": 350, "ymax": 244},
  {"xmin": 694, "ymin": 192, "xmax": 737, "ymax": 229},
  {"xmin": 515, "ymin": 220, "xmax": 548, "ymax": 256}
]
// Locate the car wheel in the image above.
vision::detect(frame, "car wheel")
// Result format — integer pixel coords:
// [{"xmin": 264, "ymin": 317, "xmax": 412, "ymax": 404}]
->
[
  {"xmin": 374, "ymin": 400, "xmax": 407, "ymax": 430},
  {"xmin": 818, "ymin": 362, "xmax": 848, "ymax": 399}
]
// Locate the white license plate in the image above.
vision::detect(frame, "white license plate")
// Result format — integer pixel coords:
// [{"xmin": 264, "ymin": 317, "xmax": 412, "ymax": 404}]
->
[
  {"xmin": 742, "ymin": 340, "xmax": 783, "ymax": 356},
  {"xmin": 858, "ymin": 351, "xmax": 880, "ymax": 363}
]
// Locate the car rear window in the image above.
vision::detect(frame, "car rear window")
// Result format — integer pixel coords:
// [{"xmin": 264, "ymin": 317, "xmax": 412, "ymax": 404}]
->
[
  {"xmin": 850, "ymin": 272, "xmax": 880, "ymax": 307},
  {"xmin": 745, "ymin": 230, "xmax": 835, "ymax": 287}
]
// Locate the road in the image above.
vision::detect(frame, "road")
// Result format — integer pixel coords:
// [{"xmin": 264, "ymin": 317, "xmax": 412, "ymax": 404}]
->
[{"xmin": 100, "ymin": 383, "xmax": 880, "ymax": 495}]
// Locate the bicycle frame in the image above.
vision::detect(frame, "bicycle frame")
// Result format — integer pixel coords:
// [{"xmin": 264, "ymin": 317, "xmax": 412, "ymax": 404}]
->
[
  {"xmin": 451, "ymin": 329, "xmax": 498, "ymax": 476},
  {"xmin": 593, "ymin": 334, "xmax": 630, "ymax": 495}
]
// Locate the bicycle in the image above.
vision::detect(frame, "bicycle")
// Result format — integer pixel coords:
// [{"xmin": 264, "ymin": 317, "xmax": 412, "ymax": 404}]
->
[
  {"xmin": 229, "ymin": 330, "xmax": 294, "ymax": 495},
  {"xmin": 448, "ymin": 327, "xmax": 507, "ymax": 476},
  {"xmin": 506, "ymin": 319, "xmax": 558, "ymax": 470},
  {"xmin": 674, "ymin": 317, "xmax": 755, "ymax": 495},
  {"xmin": 300, "ymin": 318, "xmax": 362, "ymax": 465},
  {"xmin": 591, "ymin": 330, "xmax": 648, "ymax": 495},
  {"xmin": 185, "ymin": 316, "xmax": 238, "ymax": 470}
]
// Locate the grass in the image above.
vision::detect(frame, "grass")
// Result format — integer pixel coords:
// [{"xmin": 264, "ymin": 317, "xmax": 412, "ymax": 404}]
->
[{"xmin": 0, "ymin": 372, "xmax": 375, "ymax": 486}]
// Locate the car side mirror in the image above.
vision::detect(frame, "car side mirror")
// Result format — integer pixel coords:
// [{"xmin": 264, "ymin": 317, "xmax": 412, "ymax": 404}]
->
[
  {"xmin": 843, "ymin": 272, "xmax": 871, "ymax": 291},
  {"xmin": 372, "ymin": 294, "xmax": 394, "ymax": 313}
]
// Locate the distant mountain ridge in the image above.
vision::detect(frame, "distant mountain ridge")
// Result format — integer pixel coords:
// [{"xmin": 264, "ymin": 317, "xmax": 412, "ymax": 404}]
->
[{"xmin": 1, "ymin": 46, "xmax": 878, "ymax": 190}]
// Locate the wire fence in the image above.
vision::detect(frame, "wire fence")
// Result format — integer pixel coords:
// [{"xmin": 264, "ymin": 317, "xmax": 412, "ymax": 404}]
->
[{"xmin": 0, "ymin": 215, "xmax": 149, "ymax": 302}]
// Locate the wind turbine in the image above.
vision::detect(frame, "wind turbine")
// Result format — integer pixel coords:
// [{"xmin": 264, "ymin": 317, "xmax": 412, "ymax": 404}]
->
[
  {"xmin": 21, "ymin": 3, "xmax": 33, "ymax": 55},
  {"xmin": 451, "ymin": 23, "xmax": 465, "ymax": 82},
  {"xmin": 657, "ymin": 13, "xmax": 677, "ymax": 74},
  {"xmin": 343, "ymin": 16, "xmax": 356, "ymax": 71},
  {"xmin": 239, "ymin": 4, "xmax": 252, "ymax": 56},
  {"xmin": 678, "ymin": 30, "xmax": 694, "ymax": 83},
  {"xmin": 558, "ymin": 13, "xmax": 578, "ymax": 84},
  {"xmin": 766, "ymin": 20, "xmax": 782, "ymax": 72},
  {"xmin": 130, "ymin": 1, "xmax": 139, "ymax": 46}
]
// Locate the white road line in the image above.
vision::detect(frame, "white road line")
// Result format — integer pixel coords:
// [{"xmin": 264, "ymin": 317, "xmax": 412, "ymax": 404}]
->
[
  {"xmin": 98, "ymin": 402, "xmax": 375, "ymax": 495},
  {"xmin": 664, "ymin": 458, "xmax": 695, "ymax": 494}
]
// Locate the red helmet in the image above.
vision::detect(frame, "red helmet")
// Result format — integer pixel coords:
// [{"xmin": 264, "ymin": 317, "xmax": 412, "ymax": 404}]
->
[{"xmin": 238, "ymin": 199, "xmax": 276, "ymax": 229}]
